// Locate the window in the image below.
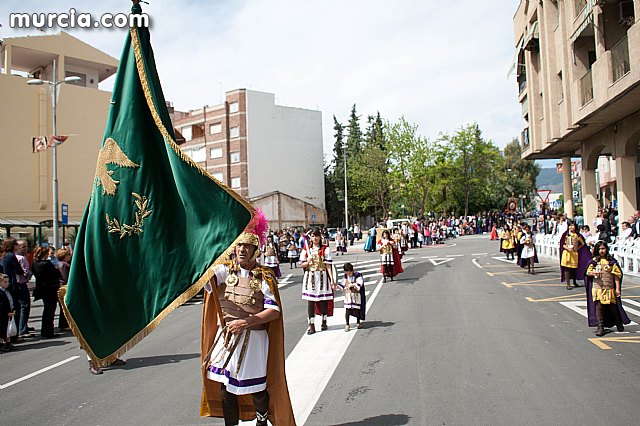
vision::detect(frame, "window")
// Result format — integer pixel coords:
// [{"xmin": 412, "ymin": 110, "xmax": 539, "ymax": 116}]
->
[
  {"xmin": 209, "ymin": 123, "xmax": 222, "ymax": 134},
  {"xmin": 191, "ymin": 147, "xmax": 206, "ymax": 162},
  {"xmin": 181, "ymin": 126, "xmax": 192, "ymax": 141},
  {"xmin": 210, "ymin": 148, "xmax": 223, "ymax": 159},
  {"xmin": 230, "ymin": 152, "xmax": 240, "ymax": 163},
  {"xmin": 211, "ymin": 172, "xmax": 224, "ymax": 183},
  {"xmin": 229, "ymin": 127, "xmax": 240, "ymax": 138},
  {"xmin": 229, "ymin": 102, "xmax": 239, "ymax": 113},
  {"xmin": 557, "ymin": 72, "xmax": 564, "ymax": 102},
  {"xmin": 231, "ymin": 177, "xmax": 241, "ymax": 188}
]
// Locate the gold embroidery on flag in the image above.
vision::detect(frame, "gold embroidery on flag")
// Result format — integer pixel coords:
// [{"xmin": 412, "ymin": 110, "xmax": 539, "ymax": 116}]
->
[
  {"xmin": 95, "ymin": 137, "xmax": 140, "ymax": 196},
  {"xmin": 106, "ymin": 192, "xmax": 153, "ymax": 238}
]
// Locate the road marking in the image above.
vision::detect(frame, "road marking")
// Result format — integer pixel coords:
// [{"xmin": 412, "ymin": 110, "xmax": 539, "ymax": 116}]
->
[
  {"xmin": 428, "ymin": 258, "xmax": 454, "ymax": 266},
  {"xmin": 0, "ymin": 356, "xmax": 80, "ymax": 390},
  {"xmin": 559, "ymin": 300, "xmax": 639, "ymax": 325},
  {"xmin": 472, "ymin": 252, "xmax": 488, "ymax": 256},
  {"xmin": 491, "ymin": 256, "xmax": 516, "ymax": 264},
  {"xmin": 502, "ymin": 282, "xmax": 565, "ymax": 288},
  {"xmin": 286, "ymin": 277, "xmax": 384, "ymax": 424},
  {"xmin": 446, "ymin": 254, "xmax": 464, "ymax": 257},
  {"xmin": 588, "ymin": 336, "xmax": 640, "ymax": 350},
  {"xmin": 472, "ymin": 258, "xmax": 483, "ymax": 269}
]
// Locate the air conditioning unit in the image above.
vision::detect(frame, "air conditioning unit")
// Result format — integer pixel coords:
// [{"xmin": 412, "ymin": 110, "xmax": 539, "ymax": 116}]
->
[{"xmin": 618, "ymin": 0, "xmax": 635, "ymax": 26}]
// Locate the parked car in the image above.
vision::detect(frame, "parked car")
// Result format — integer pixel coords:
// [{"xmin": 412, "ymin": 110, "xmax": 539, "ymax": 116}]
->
[{"xmin": 327, "ymin": 228, "xmax": 338, "ymax": 241}]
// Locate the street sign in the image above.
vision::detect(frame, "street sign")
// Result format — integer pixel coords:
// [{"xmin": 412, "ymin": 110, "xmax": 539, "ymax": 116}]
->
[
  {"xmin": 536, "ymin": 189, "xmax": 551, "ymax": 204},
  {"xmin": 311, "ymin": 213, "xmax": 317, "ymax": 222},
  {"xmin": 61, "ymin": 203, "xmax": 69, "ymax": 225}
]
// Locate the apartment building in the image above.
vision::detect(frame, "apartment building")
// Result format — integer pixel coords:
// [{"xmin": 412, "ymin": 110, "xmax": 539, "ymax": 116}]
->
[
  {"xmin": 172, "ymin": 89, "xmax": 327, "ymax": 227},
  {"xmin": 0, "ymin": 32, "xmax": 118, "ymax": 241},
  {"xmin": 512, "ymin": 0, "xmax": 639, "ymax": 226}
]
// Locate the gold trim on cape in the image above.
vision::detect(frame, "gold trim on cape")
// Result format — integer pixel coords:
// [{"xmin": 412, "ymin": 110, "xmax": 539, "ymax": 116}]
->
[{"xmin": 58, "ymin": 26, "xmax": 256, "ymax": 368}]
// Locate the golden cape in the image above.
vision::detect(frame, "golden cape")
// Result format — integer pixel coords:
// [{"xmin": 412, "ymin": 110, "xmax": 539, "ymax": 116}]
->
[{"xmin": 200, "ymin": 264, "xmax": 296, "ymax": 425}]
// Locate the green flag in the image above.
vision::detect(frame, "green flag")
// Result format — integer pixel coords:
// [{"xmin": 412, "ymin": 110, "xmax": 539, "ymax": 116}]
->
[{"xmin": 60, "ymin": 5, "xmax": 254, "ymax": 367}]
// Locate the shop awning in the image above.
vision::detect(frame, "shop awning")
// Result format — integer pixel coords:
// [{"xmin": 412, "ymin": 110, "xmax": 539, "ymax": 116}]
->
[{"xmin": 507, "ymin": 36, "xmax": 525, "ymax": 78}]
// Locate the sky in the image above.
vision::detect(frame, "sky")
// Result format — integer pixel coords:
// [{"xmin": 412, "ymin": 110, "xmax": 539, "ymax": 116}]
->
[{"xmin": 2, "ymin": 1, "xmax": 549, "ymax": 165}]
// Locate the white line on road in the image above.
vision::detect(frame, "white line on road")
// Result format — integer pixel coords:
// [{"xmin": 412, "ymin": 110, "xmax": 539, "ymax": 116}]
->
[
  {"xmin": 446, "ymin": 254, "xmax": 464, "ymax": 257},
  {"xmin": 0, "ymin": 356, "xmax": 81, "ymax": 390},
  {"xmin": 471, "ymin": 258, "xmax": 484, "ymax": 269},
  {"xmin": 286, "ymin": 277, "xmax": 384, "ymax": 425},
  {"xmin": 559, "ymin": 300, "xmax": 639, "ymax": 325},
  {"xmin": 472, "ymin": 253, "xmax": 488, "ymax": 256}
]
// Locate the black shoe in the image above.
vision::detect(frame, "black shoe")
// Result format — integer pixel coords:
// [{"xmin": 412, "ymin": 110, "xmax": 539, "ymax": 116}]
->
[
  {"xmin": 596, "ymin": 327, "xmax": 605, "ymax": 337},
  {"xmin": 306, "ymin": 324, "xmax": 316, "ymax": 335},
  {"xmin": 321, "ymin": 322, "xmax": 328, "ymax": 331},
  {"xmin": 616, "ymin": 323, "xmax": 624, "ymax": 332},
  {"xmin": 27, "ymin": 326, "xmax": 35, "ymax": 332},
  {"xmin": 41, "ymin": 333, "xmax": 60, "ymax": 339},
  {"xmin": 89, "ymin": 361, "xmax": 103, "ymax": 375}
]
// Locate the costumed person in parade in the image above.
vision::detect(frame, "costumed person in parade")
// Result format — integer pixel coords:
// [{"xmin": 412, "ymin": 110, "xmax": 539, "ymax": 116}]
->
[
  {"xmin": 200, "ymin": 211, "xmax": 295, "ymax": 426},
  {"xmin": 398, "ymin": 228, "xmax": 409, "ymax": 256},
  {"xmin": 337, "ymin": 262, "xmax": 366, "ymax": 331},
  {"xmin": 262, "ymin": 234, "xmax": 281, "ymax": 278},
  {"xmin": 559, "ymin": 223, "xmax": 591, "ymax": 290},
  {"xmin": 584, "ymin": 241, "xmax": 631, "ymax": 336},
  {"xmin": 278, "ymin": 233, "xmax": 289, "ymax": 264},
  {"xmin": 287, "ymin": 237, "xmax": 299, "ymax": 269},
  {"xmin": 378, "ymin": 230, "xmax": 396, "ymax": 282},
  {"xmin": 299, "ymin": 229, "xmax": 335, "ymax": 334},
  {"xmin": 514, "ymin": 224, "xmax": 524, "ymax": 267},
  {"xmin": 335, "ymin": 229, "xmax": 347, "ymax": 256},
  {"xmin": 518, "ymin": 224, "xmax": 538, "ymax": 274},
  {"xmin": 490, "ymin": 223, "xmax": 498, "ymax": 240},
  {"xmin": 500, "ymin": 225, "xmax": 515, "ymax": 260},
  {"xmin": 363, "ymin": 226, "xmax": 376, "ymax": 252}
]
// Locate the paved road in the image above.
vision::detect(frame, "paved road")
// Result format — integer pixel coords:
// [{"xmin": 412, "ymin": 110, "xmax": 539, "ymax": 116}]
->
[{"xmin": 2, "ymin": 236, "xmax": 640, "ymax": 425}]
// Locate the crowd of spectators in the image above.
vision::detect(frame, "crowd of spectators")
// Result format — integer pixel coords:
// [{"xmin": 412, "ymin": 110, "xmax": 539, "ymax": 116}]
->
[{"xmin": 0, "ymin": 237, "xmax": 73, "ymax": 352}]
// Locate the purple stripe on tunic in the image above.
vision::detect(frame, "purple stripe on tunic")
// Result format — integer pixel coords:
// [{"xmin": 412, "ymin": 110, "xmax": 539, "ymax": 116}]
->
[
  {"xmin": 208, "ymin": 366, "xmax": 267, "ymax": 388},
  {"xmin": 302, "ymin": 292, "xmax": 333, "ymax": 298},
  {"xmin": 264, "ymin": 298, "xmax": 278, "ymax": 306}
]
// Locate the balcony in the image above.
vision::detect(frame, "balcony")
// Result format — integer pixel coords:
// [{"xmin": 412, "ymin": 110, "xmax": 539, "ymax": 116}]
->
[
  {"xmin": 580, "ymin": 69, "xmax": 593, "ymax": 106},
  {"xmin": 611, "ymin": 35, "xmax": 630, "ymax": 83}
]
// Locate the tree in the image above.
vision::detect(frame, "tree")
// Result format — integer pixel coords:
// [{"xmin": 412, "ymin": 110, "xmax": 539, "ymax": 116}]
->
[
  {"xmin": 501, "ymin": 138, "xmax": 541, "ymax": 210},
  {"xmin": 438, "ymin": 124, "xmax": 503, "ymax": 217},
  {"xmin": 345, "ymin": 104, "xmax": 363, "ymax": 158}
]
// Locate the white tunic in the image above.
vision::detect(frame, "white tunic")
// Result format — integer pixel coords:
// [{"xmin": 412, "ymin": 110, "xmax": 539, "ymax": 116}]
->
[
  {"xmin": 204, "ymin": 264, "xmax": 280, "ymax": 395},
  {"xmin": 520, "ymin": 234, "xmax": 536, "ymax": 259},
  {"xmin": 300, "ymin": 246, "xmax": 333, "ymax": 301},
  {"xmin": 338, "ymin": 273, "xmax": 363, "ymax": 309},
  {"xmin": 377, "ymin": 239, "xmax": 395, "ymax": 265}
]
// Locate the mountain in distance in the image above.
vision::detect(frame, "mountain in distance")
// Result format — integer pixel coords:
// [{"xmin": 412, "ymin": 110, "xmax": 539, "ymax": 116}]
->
[{"xmin": 536, "ymin": 167, "xmax": 563, "ymax": 194}]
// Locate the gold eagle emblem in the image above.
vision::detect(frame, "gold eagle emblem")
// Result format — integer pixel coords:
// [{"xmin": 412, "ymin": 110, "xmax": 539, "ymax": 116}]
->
[{"xmin": 95, "ymin": 137, "xmax": 139, "ymax": 196}]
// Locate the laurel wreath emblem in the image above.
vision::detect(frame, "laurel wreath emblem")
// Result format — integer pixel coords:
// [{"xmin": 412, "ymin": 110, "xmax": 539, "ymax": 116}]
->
[{"xmin": 105, "ymin": 192, "xmax": 153, "ymax": 239}]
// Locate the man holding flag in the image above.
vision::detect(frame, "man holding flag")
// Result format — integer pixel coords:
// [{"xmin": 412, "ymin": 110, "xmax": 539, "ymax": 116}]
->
[
  {"xmin": 200, "ymin": 210, "xmax": 295, "ymax": 425},
  {"xmin": 57, "ymin": 1, "xmax": 294, "ymax": 423}
]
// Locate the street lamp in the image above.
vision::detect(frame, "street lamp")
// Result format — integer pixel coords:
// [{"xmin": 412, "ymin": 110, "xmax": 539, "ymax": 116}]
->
[
  {"xmin": 27, "ymin": 60, "xmax": 80, "ymax": 247},
  {"xmin": 343, "ymin": 145, "xmax": 348, "ymax": 232}
]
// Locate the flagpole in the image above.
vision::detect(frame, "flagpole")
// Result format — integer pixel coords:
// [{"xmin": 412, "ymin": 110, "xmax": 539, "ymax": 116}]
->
[{"xmin": 52, "ymin": 59, "xmax": 60, "ymax": 248}]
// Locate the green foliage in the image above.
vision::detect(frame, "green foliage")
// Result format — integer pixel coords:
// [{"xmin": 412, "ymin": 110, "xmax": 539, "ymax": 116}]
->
[{"xmin": 324, "ymin": 108, "xmax": 538, "ymax": 224}]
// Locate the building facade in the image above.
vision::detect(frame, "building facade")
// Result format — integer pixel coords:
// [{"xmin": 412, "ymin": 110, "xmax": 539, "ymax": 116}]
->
[
  {"xmin": 512, "ymin": 0, "xmax": 640, "ymax": 227},
  {"xmin": 0, "ymin": 32, "xmax": 118, "ymax": 240},
  {"xmin": 172, "ymin": 89, "xmax": 326, "ymax": 228}
]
